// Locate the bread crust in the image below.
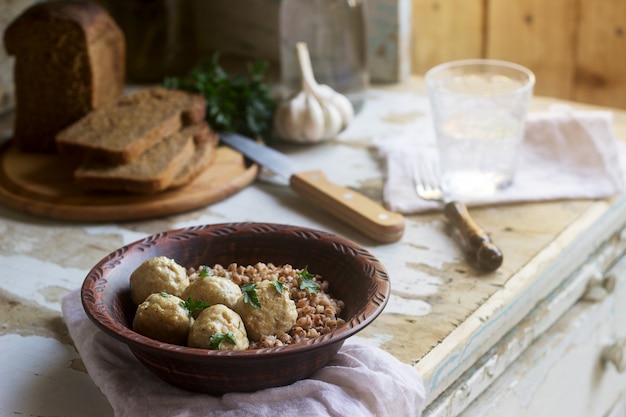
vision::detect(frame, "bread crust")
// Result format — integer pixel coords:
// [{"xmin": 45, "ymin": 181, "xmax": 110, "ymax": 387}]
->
[
  {"xmin": 170, "ymin": 128, "xmax": 219, "ymax": 189},
  {"xmin": 4, "ymin": 0, "xmax": 125, "ymax": 153},
  {"xmin": 56, "ymin": 87, "xmax": 206, "ymax": 164},
  {"xmin": 73, "ymin": 123, "xmax": 212, "ymax": 193}
]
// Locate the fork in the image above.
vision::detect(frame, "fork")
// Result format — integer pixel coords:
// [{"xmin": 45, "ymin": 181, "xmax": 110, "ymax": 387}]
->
[{"xmin": 413, "ymin": 159, "xmax": 503, "ymax": 271}]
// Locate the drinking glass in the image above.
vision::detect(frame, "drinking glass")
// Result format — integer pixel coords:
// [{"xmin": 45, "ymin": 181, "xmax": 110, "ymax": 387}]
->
[{"xmin": 425, "ymin": 59, "xmax": 535, "ymax": 200}]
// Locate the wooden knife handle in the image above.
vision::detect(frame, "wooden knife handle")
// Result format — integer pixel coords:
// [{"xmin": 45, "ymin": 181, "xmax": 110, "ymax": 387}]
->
[
  {"xmin": 443, "ymin": 201, "xmax": 503, "ymax": 271},
  {"xmin": 289, "ymin": 170, "xmax": 405, "ymax": 243}
]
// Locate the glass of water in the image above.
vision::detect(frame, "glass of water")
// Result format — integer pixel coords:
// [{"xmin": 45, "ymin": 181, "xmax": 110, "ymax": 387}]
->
[{"xmin": 425, "ymin": 59, "xmax": 535, "ymax": 200}]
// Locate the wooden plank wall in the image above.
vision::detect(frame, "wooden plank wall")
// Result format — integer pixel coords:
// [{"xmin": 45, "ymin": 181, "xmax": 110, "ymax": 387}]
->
[
  {"xmin": 411, "ymin": 0, "xmax": 626, "ymax": 109},
  {"xmin": 2, "ymin": 0, "xmax": 624, "ymax": 111}
]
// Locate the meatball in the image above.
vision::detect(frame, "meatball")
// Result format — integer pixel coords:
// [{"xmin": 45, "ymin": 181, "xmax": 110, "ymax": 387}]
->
[
  {"xmin": 236, "ymin": 280, "xmax": 298, "ymax": 342},
  {"xmin": 132, "ymin": 292, "xmax": 192, "ymax": 345},
  {"xmin": 188, "ymin": 304, "xmax": 249, "ymax": 350},
  {"xmin": 182, "ymin": 274, "xmax": 242, "ymax": 311},
  {"xmin": 130, "ymin": 256, "xmax": 189, "ymax": 305}
]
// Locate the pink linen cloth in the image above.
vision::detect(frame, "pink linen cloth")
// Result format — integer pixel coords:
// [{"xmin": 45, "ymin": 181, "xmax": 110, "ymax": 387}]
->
[
  {"xmin": 374, "ymin": 105, "xmax": 626, "ymax": 213},
  {"xmin": 62, "ymin": 289, "xmax": 426, "ymax": 417}
]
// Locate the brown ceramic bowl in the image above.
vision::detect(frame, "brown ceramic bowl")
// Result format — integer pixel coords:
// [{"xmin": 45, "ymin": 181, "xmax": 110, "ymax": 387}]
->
[{"xmin": 81, "ymin": 222, "xmax": 390, "ymax": 394}]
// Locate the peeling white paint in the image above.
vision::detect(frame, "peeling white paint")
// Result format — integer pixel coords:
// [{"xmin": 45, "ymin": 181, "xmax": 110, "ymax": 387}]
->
[
  {"xmin": 385, "ymin": 294, "xmax": 432, "ymax": 316},
  {"xmin": 339, "ymin": 88, "xmax": 431, "ymax": 141},
  {"xmin": 0, "ymin": 334, "xmax": 112, "ymax": 417},
  {"xmin": 0, "ymin": 255, "xmax": 84, "ymax": 311},
  {"xmin": 84, "ymin": 225, "xmax": 149, "ymax": 246},
  {"xmin": 391, "ymin": 273, "xmax": 443, "ymax": 297},
  {"xmin": 348, "ymin": 332, "xmax": 395, "ymax": 348}
]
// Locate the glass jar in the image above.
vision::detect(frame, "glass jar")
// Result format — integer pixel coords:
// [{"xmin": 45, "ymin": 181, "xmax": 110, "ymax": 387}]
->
[
  {"xmin": 279, "ymin": 0, "xmax": 369, "ymax": 112},
  {"xmin": 99, "ymin": 0, "xmax": 197, "ymax": 82}
]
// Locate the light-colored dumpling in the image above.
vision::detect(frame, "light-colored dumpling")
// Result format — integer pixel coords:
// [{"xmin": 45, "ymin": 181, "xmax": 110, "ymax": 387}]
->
[
  {"xmin": 236, "ymin": 280, "xmax": 297, "ymax": 342},
  {"xmin": 188, "ymin": 304, "xmax": 249, "ymax": 350},
  {"xmin": 130, "ymin": 256, "xmax": 189, "ymax": 305},
  {"xmin": 132, "ymin": 292, "xmax": 192, "ymax": 345},
  {"xmin": 182, "ymin": 274, "xmax": 242, "ymax": 310}
]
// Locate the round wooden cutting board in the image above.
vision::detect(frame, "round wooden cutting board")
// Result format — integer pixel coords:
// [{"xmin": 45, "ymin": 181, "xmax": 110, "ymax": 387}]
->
[{"xmin": 0, "ymin": 141, "xmax": 258, "ymax": 222}]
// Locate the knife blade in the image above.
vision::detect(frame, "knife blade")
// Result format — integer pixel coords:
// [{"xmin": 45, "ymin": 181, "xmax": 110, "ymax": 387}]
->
[{"xmin": 220, "ymin": 133, "xmax": 405, "ymax": 243}]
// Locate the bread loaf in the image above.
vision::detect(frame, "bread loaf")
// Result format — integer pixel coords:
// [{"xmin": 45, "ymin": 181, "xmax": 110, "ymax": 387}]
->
[
  {"xmin": 4, "ymin": 0, "xmax": 125, "ymax": 153},
  {"xmin": 74, "ymin": 122, "xmax": 212, "ymax": 194},
  {"xmin": 56, "ymin": 87, "xmax": 206, "ymax": 163}
]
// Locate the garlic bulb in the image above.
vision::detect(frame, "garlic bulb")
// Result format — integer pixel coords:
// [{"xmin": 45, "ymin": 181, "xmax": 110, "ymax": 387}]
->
[{"xmin": 274, "ymin": 42, "xmax": 354, "ymax": 143}]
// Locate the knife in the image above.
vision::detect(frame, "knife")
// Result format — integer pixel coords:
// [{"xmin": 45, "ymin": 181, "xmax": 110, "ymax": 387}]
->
[{"xmin": 220, "ymin": 133, "xmax": 405, "ymax": 243}]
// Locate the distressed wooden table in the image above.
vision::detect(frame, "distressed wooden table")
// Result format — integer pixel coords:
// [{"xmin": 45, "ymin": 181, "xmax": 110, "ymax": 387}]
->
[{"xmin": 1, "ymin": 78, "xmax": 625, "ymax": 416}]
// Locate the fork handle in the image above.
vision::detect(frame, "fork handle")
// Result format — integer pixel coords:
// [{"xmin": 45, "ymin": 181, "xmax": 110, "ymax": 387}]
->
[{"xmin": 443, "ymin": 201, "xmax": 503, "ymax": 271}]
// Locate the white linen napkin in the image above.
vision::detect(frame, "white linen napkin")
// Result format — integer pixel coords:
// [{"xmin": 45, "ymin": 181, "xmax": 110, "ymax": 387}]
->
[
  {"xmin": 374, "ymin": 105, "xmax": 626, "ymax": 213},
  {"xmin": 62, "ymin": 289, "xmax": 425, "ymax": 417}
]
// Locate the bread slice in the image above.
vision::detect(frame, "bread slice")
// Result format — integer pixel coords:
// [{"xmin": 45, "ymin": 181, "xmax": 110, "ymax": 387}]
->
[
  {"xmin": 56, "ymin": 87, "xmax": 206, "ymax": 164},
  {"xmin": 169, "ymin": 129, "xmax": 219, "ymax": 189},
  {"xmin": 74, "ymin": 122, "xmax": 211, "ymax": 194},
  {"xmin": 4, "ymin": 0, "xmax": 125, "ymax": 153}
]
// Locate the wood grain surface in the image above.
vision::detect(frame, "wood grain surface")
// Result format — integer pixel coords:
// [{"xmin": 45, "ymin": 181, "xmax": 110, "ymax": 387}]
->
[
  {"xmin": 486, "ymin": 0, "xmax": 577, "ymax": 100},
  {"xmin": 410, "ymin": 0, "xmax": 626, "ymax": 109},
  {"xmin": 0, "ymin": 141, "xmax": 258, "ymax": 222}
]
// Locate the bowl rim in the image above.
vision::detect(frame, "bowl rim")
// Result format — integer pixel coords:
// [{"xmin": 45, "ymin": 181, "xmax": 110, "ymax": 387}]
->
[{"xmin": 81, "ymin": 222, "xmax": 390, "ymax": 358}]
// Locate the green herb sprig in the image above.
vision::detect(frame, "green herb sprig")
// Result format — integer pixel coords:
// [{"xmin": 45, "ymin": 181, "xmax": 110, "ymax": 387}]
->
[
  {"xmin": 180, "ymin": 296, "xmax": 210, "ymax": 319},
  {"xmin": 272, "ymin": 279, "xmax": 285, "ymax": 294},
  {"xmin": 298, "ymin": 267, "xmax": 320, "ymax": 294},
  {"xmin": 241, "ymin": 282, "xmax": 261, "ymax": 308},
  {"xmin": 209, "ymin": 332, "xmax": 237, "ymax": 350},
  {"xmin": 163, "ymin": 54, "xmax": 276, "ymax": 142},
  {"xmin": 198, "ymin": 266, "xmax": 212, "ymax": 278}
]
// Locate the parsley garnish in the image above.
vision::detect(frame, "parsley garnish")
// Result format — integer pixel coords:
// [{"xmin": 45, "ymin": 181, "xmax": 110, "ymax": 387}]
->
[
  {"xmin": 298, "ymin": 267, "xmax": 320, "ymax": 294},
  {"xmin": 180, "ymin": 296, "xmax": 210, "ymax": 319},
  {"xmin": 198, "ymin": 266, "xmax": 211, "ymax": 278},
  {"xmin": 272, "ymin": 279, "xmax": 285, "ymax": 294},
  {"xmin": 159, "ymin": 292, "xmax": 171, "ymax": 298},
  {"xmin": 209, "ymin": 332, "xmax": 237, "ymax": 350},
  {"xmin": 163, "ymin": 54, "xmax": 276, "ymax": 142},
  {"xmin": 241, "ymin": 282, "xmax": 261, "ymax": 308}
]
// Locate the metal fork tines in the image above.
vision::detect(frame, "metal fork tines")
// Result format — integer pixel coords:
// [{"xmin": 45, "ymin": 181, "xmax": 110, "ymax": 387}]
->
[
  {"xmin": 412, "ymin": 157, "xmax": 444, "ymax": 202},
  {"xmin": 412, "ymin": 157, "xmax": 503, "ymax": 271}
]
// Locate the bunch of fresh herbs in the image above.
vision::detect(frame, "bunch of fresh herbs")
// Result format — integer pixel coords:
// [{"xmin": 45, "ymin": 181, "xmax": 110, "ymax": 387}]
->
[{"xmin": 163, "ymin": 54, "xmax": 276, "ymax": 142}]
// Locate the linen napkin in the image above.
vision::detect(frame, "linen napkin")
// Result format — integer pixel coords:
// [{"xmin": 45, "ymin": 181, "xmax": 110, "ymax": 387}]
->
[
  {"xmin": 62, "ymin": 289, "xmax": 425, "ymax": 417},
  {"xmin": 374, "ymin": 105, "xmax": 626, "ymax": 213}
]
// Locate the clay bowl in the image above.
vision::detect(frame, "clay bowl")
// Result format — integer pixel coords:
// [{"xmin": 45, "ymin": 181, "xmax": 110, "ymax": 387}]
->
[{"xmin": 81, "ymin": 222, "xmax": 390, "ymax": 394}]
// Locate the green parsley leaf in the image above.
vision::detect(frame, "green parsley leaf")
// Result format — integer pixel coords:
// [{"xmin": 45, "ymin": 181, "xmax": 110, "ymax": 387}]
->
[
  {"xmin": 272, "ymin": 279, "xmax": 285, "ymax": 294},
  {"xmin": 163, "ymin": 54, "xmax": 276, "ymax": 142},
  {"xmin": 298, "ymin": 267, "xmax": 320, "ymax": 294},
  {"xmin": 159, "ymin": 292, "xmax": 171, "ymax": 298},
  {"xmin": 180, "ymin": 296, "xmax": 210, "ymax": 319},
  {"xmin": 198, "ymin": 266, "xmax": 211, "ymax": 278},
  {"xmin": 241, "ymin": 282, "xmax": 261, "ymax": 308},
  {"xmin": 209, "ymin": 332, "xmax": 237, "ymax": 350}
]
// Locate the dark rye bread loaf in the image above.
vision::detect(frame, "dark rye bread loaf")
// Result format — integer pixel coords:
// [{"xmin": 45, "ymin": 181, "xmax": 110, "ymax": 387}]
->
[
  {"xmin": 4, "ymin": 0, "xmax": 125, "ymax": 153},
  {"xmin": 74, "ymin": 122, "xmax": 212, "ymax": 194},
  {"xmin": 56, "ymin": 87, "xmax": 206, "ymax": 164}
]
